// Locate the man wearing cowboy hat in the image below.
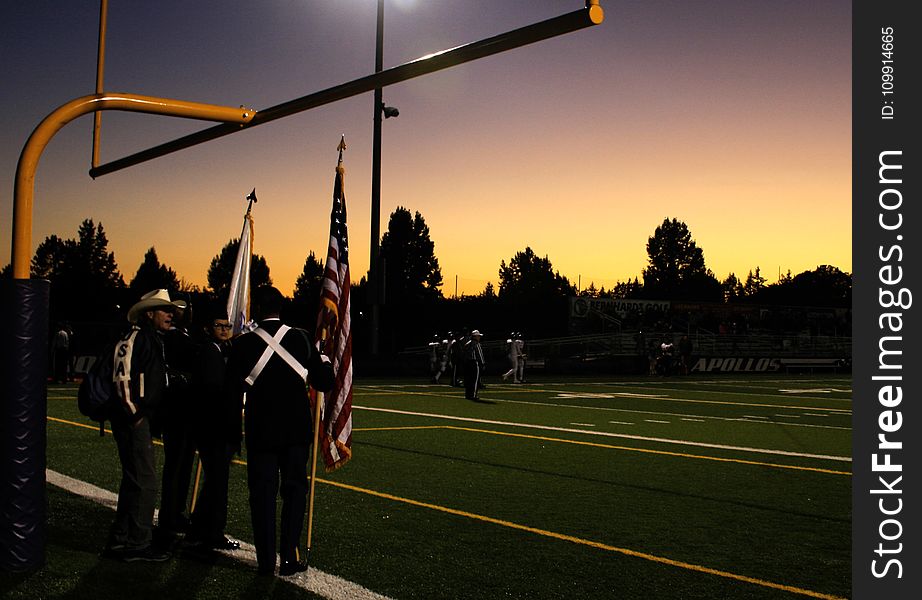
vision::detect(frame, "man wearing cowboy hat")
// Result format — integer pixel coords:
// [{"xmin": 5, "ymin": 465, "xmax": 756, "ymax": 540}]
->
[{"xmin": 105, "ymin": 289, "xmax": 183, "ymax": 562}]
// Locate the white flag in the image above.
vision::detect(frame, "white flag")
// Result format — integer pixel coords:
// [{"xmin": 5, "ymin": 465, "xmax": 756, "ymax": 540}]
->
[{"xmin": 227, "ymin": 212, "xmax": 255, "ymax": 335}]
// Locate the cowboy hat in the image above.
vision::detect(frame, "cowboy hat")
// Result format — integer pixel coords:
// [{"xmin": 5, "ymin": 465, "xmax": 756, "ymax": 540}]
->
[
  {"xmin": 127, "ymin": 289, "xmax": 185, "ymax": 323},
  {"xmin": 470, "ymin": 329, "xmax": 483, "ymax": 337}
]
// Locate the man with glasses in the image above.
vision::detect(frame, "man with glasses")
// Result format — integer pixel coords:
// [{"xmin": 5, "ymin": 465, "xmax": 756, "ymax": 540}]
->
[{"xmin": 186, "ymin": 310, "xmax": 242, "ymax": 554}]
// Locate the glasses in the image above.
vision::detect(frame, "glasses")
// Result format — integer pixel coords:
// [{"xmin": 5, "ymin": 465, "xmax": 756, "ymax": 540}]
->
[{"xmin": 213, "ymin": 323, "xmax": 233, "ymax": 330}]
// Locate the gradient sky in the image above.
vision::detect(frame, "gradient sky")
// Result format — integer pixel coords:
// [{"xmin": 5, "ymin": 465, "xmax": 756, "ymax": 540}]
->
[{"xmin": 2, "ymin": 1, "xmax": 851, "ymax": 297}]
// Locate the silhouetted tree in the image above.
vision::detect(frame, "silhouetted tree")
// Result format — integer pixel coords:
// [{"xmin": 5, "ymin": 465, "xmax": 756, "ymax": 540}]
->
[
  {"xmin": 380, "ymin": 207, "xmax": 443, "ymax": 303},
  {"xmin": 376, "ymin": 207, "xmax": 444, "ymax": 350},
  {"xmin": 722, "ymin": 273, "xmax": 743, "ymax": 302},
  {"xmin": 293, "ymin": 251, "xmax": 324, "ymax": 304},
  {"xmin": 206, "ymin": 238, "xmax": 271, "ymax": 298},
  {"xmin": 497, "ymin": 247, "xmax": 575, "ymax": 336},
  {"xmin": 641, "ymin": 217, "xmax": 720, "ymax": 301},
  {"xmin": 753, "ymin": 265, "xmax": 851, "ymax": 307},
  {"xmin": 30, "ymin": 219, "xmax": 125, "ymax": 321},
  {"xmin": 611, "ymin": 277, "xmax": 643, "ymax": 299},
  {"xmin": 129, "ymin": 247, "xmax": 180, "ymax": 295},
  {"xmin": 498, "ymin": 247, "xmax": 575, "ymax": 300},
  {"xmin": 743, "ymin": 267, "xmax": 766, "ymax": 298},
  {"xmin": 287, "ymin": 251, "xmax": 325, "ymax": 328}
]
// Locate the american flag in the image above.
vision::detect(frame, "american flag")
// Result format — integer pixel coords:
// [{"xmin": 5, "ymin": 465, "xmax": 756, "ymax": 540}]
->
[{"xmin": 314, "ymin": 139, "xmax": 353, "ymax": 471}]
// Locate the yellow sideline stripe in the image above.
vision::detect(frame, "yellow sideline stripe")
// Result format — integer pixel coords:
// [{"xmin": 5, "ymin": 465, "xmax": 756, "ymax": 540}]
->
[
  {"xmin": 46, "ymin": 417, "xmax": 849, "ymax": 476},
  {"xmin": 47, "ymin": 416, "xmax": 167, "ymax": 449},
  {"xmin": 48, "ymin": 416, "xmax": 104, "ymax": 432},
  {"xmin": 320, "ymin": 478, "xmax": 846, "ymax": 600},
  {"xmin": 48, "ymin": 415, "xmax": 844, "ymax": 599},
  {"xmin": 439, "ymin": 426, "xmax": 851, "ymax": 476}
]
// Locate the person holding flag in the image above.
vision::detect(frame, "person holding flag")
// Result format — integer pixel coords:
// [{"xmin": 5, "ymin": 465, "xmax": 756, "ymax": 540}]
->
[
  {"xmin": 311, "ymin": 136, "xmax": 354, "ymax": 473},
  {"xmin": 228, "ymin": 285, "xmax": 333, "ymax": 576}
]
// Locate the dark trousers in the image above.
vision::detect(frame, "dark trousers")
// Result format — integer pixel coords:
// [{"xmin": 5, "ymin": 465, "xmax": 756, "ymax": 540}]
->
[
  {"xmin": 159, "ymin": 419, "xmax": 197, "ymax": 533},
  {"xmin": 190, "ymin": 439, "xmax": 234, "ymax": 543},
  {"xmin": 110, "ymin": 417, "xmax": 158, "ymax": 550},
  {"xmin": 53, "ymin": 349, "xmax": 69, "ymax": 382},
  {"xmin": 247, "ymin": 444, "xmax": 310, "ymax": 569},
  {"xmin": 464, "ymin": 361, "xmax": 481, "ymax": 399}
]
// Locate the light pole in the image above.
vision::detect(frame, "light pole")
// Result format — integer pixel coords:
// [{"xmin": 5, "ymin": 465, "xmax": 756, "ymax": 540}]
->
[{"xmin": 369, "ymin": 0, "xmax": 399, "ymax": 355}]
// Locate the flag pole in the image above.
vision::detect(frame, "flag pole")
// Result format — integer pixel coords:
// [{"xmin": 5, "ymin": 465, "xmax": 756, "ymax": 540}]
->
[
  {"xmin": 305, "ymin": 136, "xmax": 345, "ymax": 562},
  {"xmin": 189, "ymin": 452, "xmax": 203, "ymax": 512},
  {"xmin": 305, "ymin": 388, "xmax": 324, "ymax": 562},
  {"xmin": 193, "ymin": 188, "xmax": 258, "ymax": 511},
  {"xmin": 245, "ymin": 188, "xmax": 257, "ymax": 215}
]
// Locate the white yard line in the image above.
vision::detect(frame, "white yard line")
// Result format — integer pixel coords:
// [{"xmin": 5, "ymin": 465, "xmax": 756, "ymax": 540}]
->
[
  {"xmin": 45, "ymin": 470, "xmax": 394, "ymax": 600},
  {"xmin": 492, "ymin": 397, "xmax": 850, "ymax": 431},
  {"xmin": 355, "ymin": 406, "xmax": 851, "ymax": 462}
]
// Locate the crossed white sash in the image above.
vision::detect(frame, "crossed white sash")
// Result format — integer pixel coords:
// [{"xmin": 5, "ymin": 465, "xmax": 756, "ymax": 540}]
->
[{"xmin": 244, "ymin": 325, "xmax": 309, "ymax": 385}]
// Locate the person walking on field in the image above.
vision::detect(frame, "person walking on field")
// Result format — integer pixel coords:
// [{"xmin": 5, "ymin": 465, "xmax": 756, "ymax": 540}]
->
[
  {"xmin": 514, "ymin": 331, "xmax": 527, "ymax": 383},
  {"xmin": 228, "ymin": 286, "xmax": 334, "ymax": 576},
  {"xmin": 502, "ymin": 332, "xmax": 518, "ymax": 383},
  {"xmin": 464, "ymin": 330, "xmax": 485, "ymax": 400}
]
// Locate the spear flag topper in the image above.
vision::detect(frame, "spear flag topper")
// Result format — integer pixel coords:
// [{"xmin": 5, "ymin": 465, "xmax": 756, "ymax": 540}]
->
[{"xmin": 246, "ymin": 188, "xmax": 257, "ymax": 214}]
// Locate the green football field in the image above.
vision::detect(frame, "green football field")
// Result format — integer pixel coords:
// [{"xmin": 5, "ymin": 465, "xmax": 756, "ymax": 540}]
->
[{"xmin": 34, "ymin": 374, "xmax": 851, "ymax": 599}]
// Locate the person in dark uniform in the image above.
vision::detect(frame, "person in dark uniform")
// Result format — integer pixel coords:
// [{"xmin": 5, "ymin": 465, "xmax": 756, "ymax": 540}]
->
[
  {"xmin": 464, "ymin": 330, "xmax": 485, "ymax": 400},
  {"xmin": 228, "ymin": 286, "xmax": 334, "ymax": 576},
  {"xmin": 186, "ymin": 309, "xmax": 241, "ymax": 553},
  {"xmin": 449, "ymin": 330, "xmax": 464, "ymax": 387},
  {"xmin": 157, "ymin": 300, "xmax": 199, "ymax": 545}
]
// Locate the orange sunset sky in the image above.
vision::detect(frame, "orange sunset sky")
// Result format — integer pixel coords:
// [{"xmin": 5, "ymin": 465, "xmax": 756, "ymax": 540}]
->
[{"xmin": 2, "ymin": 1, "xmax": 851, "ymax": 297}]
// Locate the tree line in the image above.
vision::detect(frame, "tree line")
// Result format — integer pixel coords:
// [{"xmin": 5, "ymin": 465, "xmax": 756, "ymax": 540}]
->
[{"xmin": 2, "ymin": 214, "xmax": 851, "ymax": 353}]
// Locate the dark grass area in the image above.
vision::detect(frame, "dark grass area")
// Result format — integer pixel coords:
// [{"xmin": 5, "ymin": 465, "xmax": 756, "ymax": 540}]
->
[
  {"xmin": 0, "ymin": 486, "xmax": 323, "ymax": 600},
  {"xmin": 25, "ymin": 377, "xmax": 851, "ymax": 599}
]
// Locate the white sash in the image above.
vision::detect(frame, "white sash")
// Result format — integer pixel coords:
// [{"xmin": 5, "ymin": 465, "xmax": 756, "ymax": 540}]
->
[{"xmin": 245, "ymin": 325, "xmax": 309, "ymax": 385}]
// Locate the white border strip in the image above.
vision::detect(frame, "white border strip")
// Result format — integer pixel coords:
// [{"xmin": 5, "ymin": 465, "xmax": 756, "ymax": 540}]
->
[
  {"xmin": 355, "ymin": 406, "xmax": 851, "ymax": 462},
  {"xmin": 46, "ymin": 469, "xmax": 393, "ymax": 600}
]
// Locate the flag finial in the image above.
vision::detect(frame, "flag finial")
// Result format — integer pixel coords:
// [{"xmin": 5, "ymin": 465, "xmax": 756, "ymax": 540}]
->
[
  {"xmin": 245, "ymin": 188, "xmax": 257, "ymax": 215},
  {"xmin": 337, "ymin": 135, "xmax": 347, "ymax": 163}
]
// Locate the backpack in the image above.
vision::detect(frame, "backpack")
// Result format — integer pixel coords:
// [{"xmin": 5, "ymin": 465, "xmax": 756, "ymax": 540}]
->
[{"xmin": 78, "ymin": 327, "xmax": 139, "ymax": 430}]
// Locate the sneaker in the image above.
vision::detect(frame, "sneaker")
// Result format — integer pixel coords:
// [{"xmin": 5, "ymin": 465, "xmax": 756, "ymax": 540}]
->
[{"xmin": 120, "ymin": 546, "xmax": 172, "ymax": 563}]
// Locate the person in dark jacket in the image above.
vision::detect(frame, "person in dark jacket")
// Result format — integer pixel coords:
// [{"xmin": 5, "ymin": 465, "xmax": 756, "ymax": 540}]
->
[
  {"xmin": 186, "ymin": 309, "xmax": 241, "ymax": 553},
  {"xmin": 157, "ymin": 300, "xmax": 199, "ymax": 544},
  {"xmin": 464, "ymin": 330, "xmax": 485, "ymax": 400},
  {"xmin": 105, "ymin": 289, "xmax": 183, "ymax": 562},
  {"xmin": 228, "ymin": 286, "xmax": 334, "ymax": 576}
]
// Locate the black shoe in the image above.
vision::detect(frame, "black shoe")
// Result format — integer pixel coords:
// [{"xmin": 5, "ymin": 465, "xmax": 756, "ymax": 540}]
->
[
  {"xmin": 210, "ymin": 537, "xmax": 240, "ymax": 551},
  {"xmin": 101, "ymin": 544, "xmax": 127, "ymax": 559},
  {"xmin": 278, "ymin": 559, "xmax": 309, "ymax": 576},
  {"xmin": 120, "ymin": 546, "xmax": 172, "ymax": 562}
]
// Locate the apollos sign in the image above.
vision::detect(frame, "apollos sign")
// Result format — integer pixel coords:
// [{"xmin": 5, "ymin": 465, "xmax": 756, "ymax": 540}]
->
[{"xmin": 692, "ymin": 357, "xmax": 782, "ymax": 373}]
